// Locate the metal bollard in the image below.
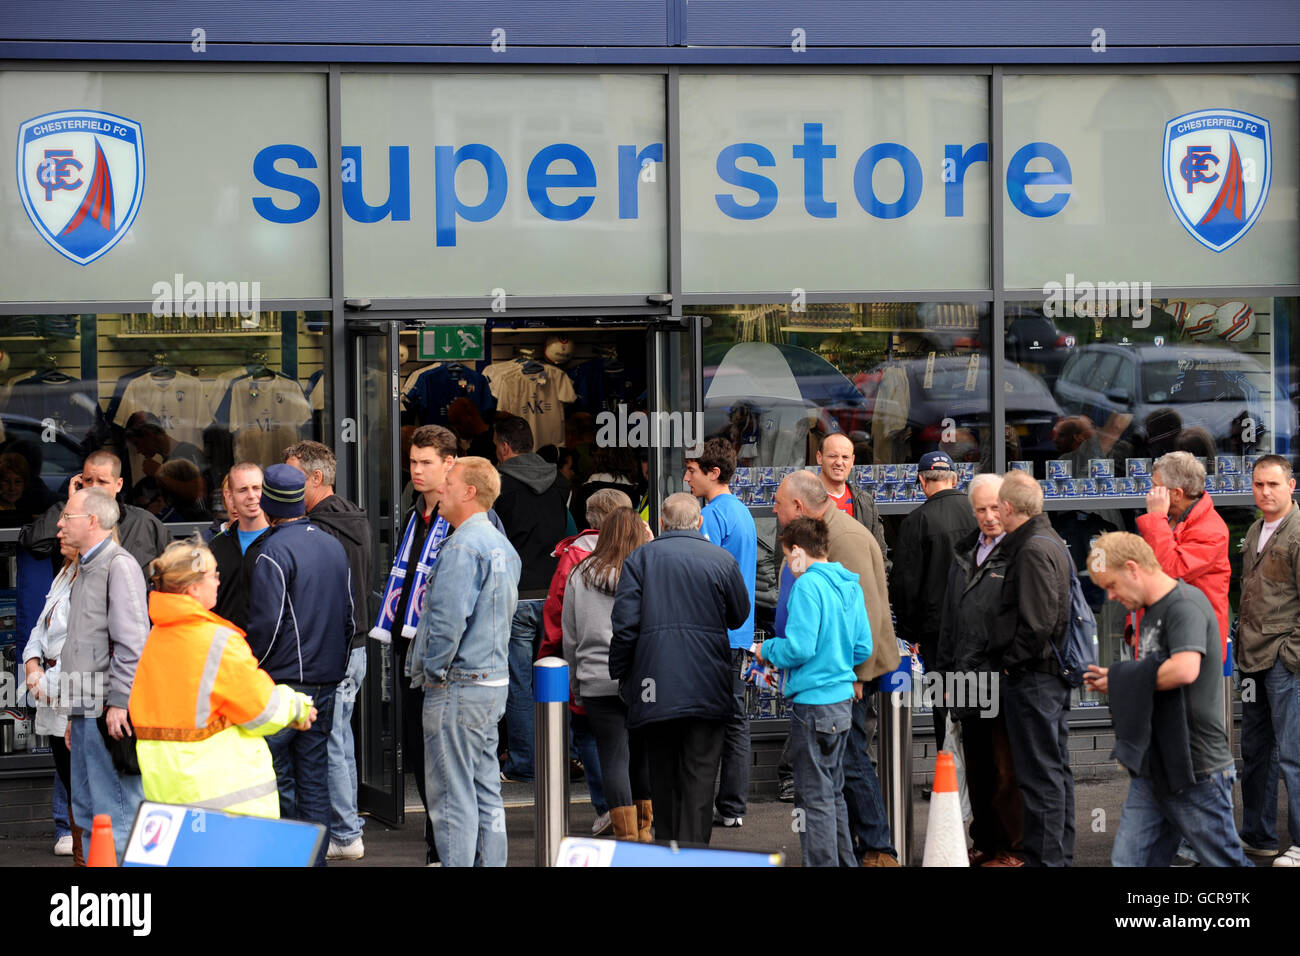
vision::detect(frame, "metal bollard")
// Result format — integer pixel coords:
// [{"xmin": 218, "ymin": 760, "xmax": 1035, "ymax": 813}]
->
[
  {"xmin": 878, "ymin": 653, "xmax": 914, "ymax": 867},
  {"xmin": 1223, "ymin": 636, "xmax": 1235, "ymax": 758},
  {"xmin": 534, "ymin": 657, "xmax": 570, "ymax": 867}
]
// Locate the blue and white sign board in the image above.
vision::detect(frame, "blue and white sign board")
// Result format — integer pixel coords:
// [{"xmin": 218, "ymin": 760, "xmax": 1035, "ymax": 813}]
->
[
  {"xmin": 122, "ymin": 801, "xmax": 325, "ymax": 867},
  {"xmin": 554, "ymin": 837, "xmax": 783, "ymax": 867}
]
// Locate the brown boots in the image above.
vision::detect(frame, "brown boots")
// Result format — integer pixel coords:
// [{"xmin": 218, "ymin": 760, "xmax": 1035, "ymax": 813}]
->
[
  {"xmin": 70, "ymin": 825, "xmax": 86, "ymax": 867},
  {"xmin": 608, "ymin": 801, "xmax": 655, "ymax": 842},
  {"xmin": 634, "ymin": 799, "xmax": 653, "ymax": 843},
  {"xmin": 609, "ymin": 806, "xmax": 638, "ymax": 841}
]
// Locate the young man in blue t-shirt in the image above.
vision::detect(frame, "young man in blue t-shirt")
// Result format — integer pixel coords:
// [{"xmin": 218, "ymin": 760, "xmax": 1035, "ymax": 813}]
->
[{"xmin": 685, "ymin": 437, "xmax": 757, "ymax": 827}]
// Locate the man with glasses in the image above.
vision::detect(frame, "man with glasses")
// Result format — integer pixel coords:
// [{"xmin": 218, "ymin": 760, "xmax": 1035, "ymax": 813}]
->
[
  {"xmin": 56, "ymin": 487, "xmax": 149, "ymax": 864},
  {"xmin": 21, "ymin": 450, "xmax": 169, "ymax": 569}
]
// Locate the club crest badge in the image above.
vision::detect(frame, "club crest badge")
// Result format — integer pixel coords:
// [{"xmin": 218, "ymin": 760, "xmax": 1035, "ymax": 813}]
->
[
  {"xmin": 1163, "ymin": 108, "xmax": 1270, "ymax": 253},
  {"xmin": 17, "ymin": 109, "xmax": 145, "ymax": 265}
]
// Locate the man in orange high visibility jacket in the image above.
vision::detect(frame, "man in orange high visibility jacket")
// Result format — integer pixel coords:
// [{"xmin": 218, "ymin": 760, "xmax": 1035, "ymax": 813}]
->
[{"xmin": 129, "ymin": 541, "xmax": 316, "ymax": 818}]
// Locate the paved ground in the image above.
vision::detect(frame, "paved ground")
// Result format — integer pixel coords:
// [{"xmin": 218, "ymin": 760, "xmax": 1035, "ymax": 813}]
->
[{"xmin": 2, "ymin": 771, "xmax": 1290, "ymax": 867}]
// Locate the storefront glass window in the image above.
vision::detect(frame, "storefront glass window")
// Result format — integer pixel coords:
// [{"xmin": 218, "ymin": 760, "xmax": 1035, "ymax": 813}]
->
[
  {"xmin": 697, "ymin": 302, "xmax": 993, "ymax": 504},
  {"xmin": 0, "ymin": 310, "xmax": 330, "ymax": 528},
  {"xmin": 0, "ymin": 71, "xmax": 329, "ymax": 301},
  {"xmin": 1003, "ymin": 297, "xmax": 1297, "ymax": 500},
  {"xmin": 341, "ymin": 73, "xmax": 668, "ymax": 298},
  {"xmin": 680, "ymin": 74, "xmax": 990, "ymax": 293},
  {"xmin": 1003, "ymin": 73, "xmax": 1299, "ymax": 289}
]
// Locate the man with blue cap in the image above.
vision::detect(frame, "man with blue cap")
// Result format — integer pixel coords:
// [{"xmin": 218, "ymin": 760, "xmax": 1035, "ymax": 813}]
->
[
  {"xmin": 888, "ymin": 450, "xmax": 977, "ymax": 752},
  {"xmin": 244, "ymin": 462, "xmax": 355, "ymax": 866}
]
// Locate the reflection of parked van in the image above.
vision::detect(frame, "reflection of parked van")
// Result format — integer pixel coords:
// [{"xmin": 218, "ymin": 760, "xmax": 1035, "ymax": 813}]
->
[{"xmin": 1053, "ymin": 344, "xmax": 1274, "ymax": 452}]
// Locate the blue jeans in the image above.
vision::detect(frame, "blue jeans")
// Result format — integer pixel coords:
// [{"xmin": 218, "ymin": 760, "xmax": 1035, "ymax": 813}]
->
[
  {"xmin": 843, "ymin": 689, "xmax": 896, "ymax": 858},
  {"xmin": 571, "ymin": 712, "xmax": 607, "ymax": 815},
  {"xmin": 52, "ymin": 773, "xmax": 71, "ymax": 840},
  {"xmin": 790, "ymin": 698, "xmax": 856, "ymax": 867},
  {"xmin": 423, "ymin": 679, "xmax": 509, "ymax": 867},
  {"xmin": 502, "ymin": 599, "xmax": 544, "ymax": 781},
  {"xmin": 69, "ymin": 716, "xmax": 144, "ymax": 864},
  {"xmin": 715, "ymin": 647, "xmax": 750, "ymax": 819},
  {"xmin": 1240, "ymin": 658, "xmax": 1300, "ymax": 850},
  {"xmin": 1112, "ymin": 769, "xmax": 1250, "ymax": 867},
  {"xmin": 1001, "ymin": 670, "xmax": 1075, "ymax": 867},
  {"xmin": 266, "ymin": 682, "xmax": 336, "ymax": 867},
  {"xmin": 328, "ymin": 646, "xmax": 367, "ymax": 845}
]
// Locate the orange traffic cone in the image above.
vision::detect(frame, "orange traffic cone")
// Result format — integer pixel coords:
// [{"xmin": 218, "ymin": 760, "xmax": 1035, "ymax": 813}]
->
[
  {"xmin": 87, "ymin": 814, "xmax": 117, "ymax": 868},
  {"xmin": 922, "ymin": 751, "xmax": 969, "ymax": 867}
]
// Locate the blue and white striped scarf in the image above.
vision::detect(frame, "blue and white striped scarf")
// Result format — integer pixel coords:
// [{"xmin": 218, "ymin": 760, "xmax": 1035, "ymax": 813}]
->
[{"xmin": 370, "ymin": 510, "xmax": 451, "ymax": 643}]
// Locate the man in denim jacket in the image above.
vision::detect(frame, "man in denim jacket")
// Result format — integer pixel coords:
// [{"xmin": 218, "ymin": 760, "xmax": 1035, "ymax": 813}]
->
[{"xmin": 409, "ymin": 456, "xmax": 522, "ymax": 867}]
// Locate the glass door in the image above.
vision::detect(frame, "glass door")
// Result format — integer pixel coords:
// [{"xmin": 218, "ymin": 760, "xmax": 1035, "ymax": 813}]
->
[
  {"xmin": 646, "ymin": 314, "xmax": 702, "ymax": 524},
  {"xmin": 351, "ymin": 321, "xmax": 405, "ymax": 826}
]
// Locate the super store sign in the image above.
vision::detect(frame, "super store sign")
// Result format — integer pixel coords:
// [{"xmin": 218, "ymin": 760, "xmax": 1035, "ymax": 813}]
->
[{"xmin": 250, "ymin": 122, "xmax": 1072, "ymax": 243}]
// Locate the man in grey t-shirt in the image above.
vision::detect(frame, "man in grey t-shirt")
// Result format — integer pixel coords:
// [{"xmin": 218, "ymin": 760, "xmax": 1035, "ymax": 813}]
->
[{"xmin": 1084, "ymin": 532, "xmax": 1248, "ymax": 867}]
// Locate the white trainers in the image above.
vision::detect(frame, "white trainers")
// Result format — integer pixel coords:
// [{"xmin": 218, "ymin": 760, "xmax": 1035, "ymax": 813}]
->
[
  {"xmin": 326, "ymin": 839, "xmax": 364, "ymax": 861},
  {"xmin": 53, "ymin": 835, "xmax": 73, "ymax": 857},
  {"xmin": 1273, "ymin": 845, "xmax": 1300, "ymax": 867},
  {"xmin": 591, "ymin": 812, "xmax": 612, "ymax": 836}
]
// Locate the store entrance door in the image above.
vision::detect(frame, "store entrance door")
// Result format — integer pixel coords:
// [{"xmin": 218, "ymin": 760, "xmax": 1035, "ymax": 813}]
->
[
  {"xmin": 347, "ymin": 310, "xmax": 694, "ymax": 826},
  {"xmin": 349, "ymin": 321, "xmax": 405, "ymax": 826}
]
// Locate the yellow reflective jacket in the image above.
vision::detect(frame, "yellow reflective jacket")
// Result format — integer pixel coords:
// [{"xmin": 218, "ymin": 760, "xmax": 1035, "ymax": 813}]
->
[{"xmin": 129, "ymin": 591, "xmax": 314, "ymax": 818}]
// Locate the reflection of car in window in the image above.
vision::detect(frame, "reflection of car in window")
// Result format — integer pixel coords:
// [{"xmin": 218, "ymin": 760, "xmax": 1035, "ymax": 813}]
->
[
  {"xmin": 702, "ymin": 342, "xmax": 873, "ymax": 467},
  {"xmin": 855, "ymin": 355, "xmax": 1062, "ymax": 465},
  {"xmin": 913, "ymin": 307, "xmax": 1075, "ymax": 388},
  {"xmin": 0, "ymin": 414, "xmax": 88, "ymax": 521},
  {"xmin": 1054, "ymin": 344, "xmax": 1272, "ymax": 453}
]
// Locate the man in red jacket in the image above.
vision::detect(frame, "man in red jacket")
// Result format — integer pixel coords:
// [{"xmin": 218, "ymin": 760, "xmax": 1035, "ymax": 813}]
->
[{"xmin": 1135, "ymin": 451, "xmax": 1230, "ymax": 663}]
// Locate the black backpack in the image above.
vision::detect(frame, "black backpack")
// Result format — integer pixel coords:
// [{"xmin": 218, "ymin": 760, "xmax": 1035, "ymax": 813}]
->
[{"xmin": 1032, "ymin": 535, "xmax": 1099, "ymax": 687}]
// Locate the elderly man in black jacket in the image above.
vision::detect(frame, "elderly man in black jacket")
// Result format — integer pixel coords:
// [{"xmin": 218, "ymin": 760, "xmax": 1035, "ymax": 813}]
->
[
  {"xmin": 889, "ymin": 450, "xmax": 976, "ymax": 750},
  {"xmin": 936, "ymin": 473, "xmax": 1023, "ymax": 867},
  {"xmin": 610, "ymin": 492, "xmax": 750, "ymax": 846},
  {"xmin": 988, "ymin": 470, "xmax": 1075, "ymax": 867}
]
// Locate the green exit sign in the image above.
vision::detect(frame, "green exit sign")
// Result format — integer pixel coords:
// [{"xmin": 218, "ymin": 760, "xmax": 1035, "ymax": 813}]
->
[{"xmin": 418, "ymin": 324, "xmax": 485, "ymax": 361}]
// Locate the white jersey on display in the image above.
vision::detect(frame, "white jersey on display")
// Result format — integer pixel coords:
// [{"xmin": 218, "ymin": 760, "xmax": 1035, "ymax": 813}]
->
[
  {"xmin": 113, "ymin": 370, "xmax": 207, "ymax": 445},
  {"xmin": 215, "ymin": 373, "xmax": 312, "ymax": 467},
  {"xmin": 485, "ymin": 360, "xmax": 576, "ymax": 448}
]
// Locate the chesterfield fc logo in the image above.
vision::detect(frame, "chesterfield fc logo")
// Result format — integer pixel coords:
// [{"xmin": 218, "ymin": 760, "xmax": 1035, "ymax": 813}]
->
[
  {"xmin": 1163, "ymin": 108, "xmax": 1270, "ymax": 253},
  {"xmin": 17, "ymin": 109, "xmax": 145, "ymax": 265}
]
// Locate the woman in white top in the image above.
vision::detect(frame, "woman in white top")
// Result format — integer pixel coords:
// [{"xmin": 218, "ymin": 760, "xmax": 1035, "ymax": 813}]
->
[{"xmin": 21, "ymin": 538, "xmax": 79, "ymax": 861}]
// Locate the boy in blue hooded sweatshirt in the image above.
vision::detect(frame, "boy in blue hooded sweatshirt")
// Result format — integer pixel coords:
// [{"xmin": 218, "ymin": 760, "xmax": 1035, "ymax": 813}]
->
[{"xmin": 756, "ymin": 517, "xmax": 872, "ymax": 867}]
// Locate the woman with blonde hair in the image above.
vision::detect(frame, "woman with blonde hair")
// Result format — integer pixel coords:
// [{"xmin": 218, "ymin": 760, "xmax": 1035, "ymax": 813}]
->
[{"xmin": 128, "ymin": 537, "xmax": 316, "ymax": 817}]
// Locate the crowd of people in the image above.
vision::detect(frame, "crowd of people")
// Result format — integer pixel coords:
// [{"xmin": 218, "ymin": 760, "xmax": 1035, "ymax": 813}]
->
[{"xmin": 15, "ymin": 419, "xmax": 1300, "ymax": 868}]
